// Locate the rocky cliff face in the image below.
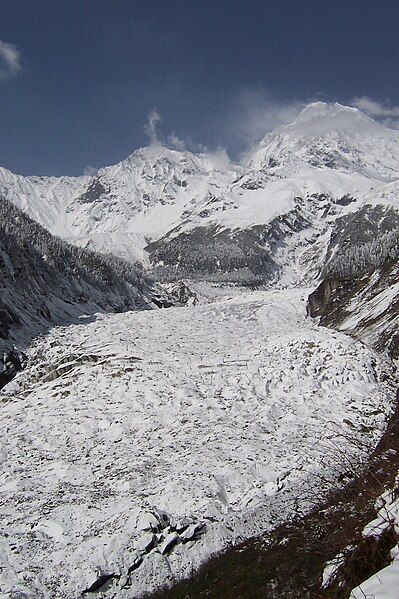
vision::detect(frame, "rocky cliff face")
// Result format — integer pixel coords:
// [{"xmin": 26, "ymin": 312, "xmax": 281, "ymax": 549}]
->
[{"xmin": 308, "ymin": 204, "xmax": 399, "ymax": 358}]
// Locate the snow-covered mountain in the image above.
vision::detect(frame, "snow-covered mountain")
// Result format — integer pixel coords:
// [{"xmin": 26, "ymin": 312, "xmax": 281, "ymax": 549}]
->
[
  {"xmin": 249, "ymin": 101, "xmax": 399, "ymax": 179},
  {"xmin": 0, "ymin": 147, "xmax": 239, "ymax": 263},
  {"xmin": 2, "ymin": 102, "xmax": 399, "ymax": 274},
  {"xmin": 2, "ymin": 102, "xmax": 398, "ymax": 345}
]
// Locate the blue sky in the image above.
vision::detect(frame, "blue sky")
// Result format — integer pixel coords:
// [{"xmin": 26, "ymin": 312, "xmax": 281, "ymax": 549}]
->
[{"xmin": 1, "ymin": 0, "xmax": 399, "ymax": 175}]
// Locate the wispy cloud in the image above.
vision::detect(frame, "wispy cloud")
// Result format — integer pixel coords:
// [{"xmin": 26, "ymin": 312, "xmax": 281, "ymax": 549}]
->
[
  {"xmin": 167, "ymin": 132, "xmax": 186, "ymax": 151},
  {"xmin": 143, "ymin": 109, "xmax": 209, "ymax": 153},
  {"xmin": 83, "ymin": 165, "xmax": 98, "ymax": 176},
  {"xmin": 0, "ymin": 40, "xmax": 21, "ymax": 80},
  {"xmin": 141, "ymin": 91, "xmax": 309, "ymax": 163},
  {"xmin": 223, "ymin": 89, "xmax": 304, "ymax": 161},
  {"xmin": 206, "ymin": 148, "xmax": 235, "ymax": 170},
  {"xmin": 167, "ymin": 132, "xmax": 208, "ymax": 153},
  {"xmin": 351, "ymin": 96, "xmax": 399, "ymax": 128},
  {"xmin": 143, "ymin": 109, "xmax": 162, "ymax": 145}
]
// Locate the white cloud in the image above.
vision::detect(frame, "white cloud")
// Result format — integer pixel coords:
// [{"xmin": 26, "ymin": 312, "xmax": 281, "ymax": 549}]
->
[
  {"xmin": 351, "ymin": 96, "xmax": 399, "ymax": 129},
  {"xmin": 142, "ymin": 110, "xmax": 210, "ymax": 154},
  {"xmin": 352, "ymin": 96, "xmax": 399, "ymax": 118},
  {"xmin": 143, "ymin": 109, "xmax": 161, "ymax": 146},
  {"xmin": 167, "ymin": 132, "xmax": 186, "ymax": 151},
  {"xmin": 83, "ymin": 165, "xmax": 98, "ymax": 176},
  {"xmin": 207, "ymin": 148, "xmax": 234, "ymax": 170},
  {"xmin": 142, "ymin": 94, "xmax": 303, "ymax": 161},
  {"xmin": 0, "ymin": 40, "xmax": 21, "ymax": 80},
  {"xmin": 141, "ymin": 92, "xmax": 305, "ymax": 163},
  {"xmin": 167, "ymin": 132, "xmax": 209, "ymax": 154},
  {"xmin": 223, "ymin": 89, "xmax": 304, "ymax": 162}
]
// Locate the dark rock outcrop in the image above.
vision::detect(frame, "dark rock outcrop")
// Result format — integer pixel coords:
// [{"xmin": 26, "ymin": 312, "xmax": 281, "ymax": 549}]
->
[
  {"xmin": 0, "ymin": 349, "xmax": 27, "ymax": 389},
  {"xmin": 308, "ymin": 204, "xmax": 399, "ymax": 359},
  {"xmin": 146, "ymin": 198, "xmax": 312, "ymax": 285}
]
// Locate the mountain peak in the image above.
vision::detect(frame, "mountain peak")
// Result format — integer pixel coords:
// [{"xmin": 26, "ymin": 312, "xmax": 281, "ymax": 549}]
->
[
  {"xmin": 122, "ymin": 144, "xmax": 186, "ymax": 165},
  {"xmin": 296, "ymin": 101, "xmax": 364, "ymax": 121},
  {"xmin": 280, "ymin": 101, "xmax": 386, "ymax": 140},
  {"xmin": 253, "ymin": 102, "xmax": 395, "ymax": 164},
  {"xmin": 248, "ymin": 101, "xmax": 399, "ymax": 178}
]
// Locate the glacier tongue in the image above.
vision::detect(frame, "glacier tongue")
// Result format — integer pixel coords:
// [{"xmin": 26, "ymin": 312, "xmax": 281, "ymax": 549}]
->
[{"xmin": 0, "ymin": 288, "xmax": 396, "ymax": 597}]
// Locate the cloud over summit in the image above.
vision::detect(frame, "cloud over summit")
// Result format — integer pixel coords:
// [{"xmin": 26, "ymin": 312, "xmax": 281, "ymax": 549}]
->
[
  {"xmin": 351, "ymin": 97, "xmax": 399, "ymax": 129},
  {"xmin": 0, "ymin": 40, "xmax": 21, "ymax": 80},
  {"xmin": 143, "ymin": 109, "xmax": 162, "ymax": 146}
]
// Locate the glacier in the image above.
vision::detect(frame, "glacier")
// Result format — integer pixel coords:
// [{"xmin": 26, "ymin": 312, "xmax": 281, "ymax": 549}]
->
[
  {"xmin": 0, "ymin": 288, "xmax": 396, "ymax": 597},
  {"xmin": 0, "ymin": 101, "xmax": 398, "ymax": 597}
]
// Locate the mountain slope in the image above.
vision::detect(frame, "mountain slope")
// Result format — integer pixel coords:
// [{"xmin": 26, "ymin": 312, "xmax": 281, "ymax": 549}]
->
[
  {"xmin": 308, "ymin": 203, "xmax": 399, "ymax": 358},
  {"xmin": 144, "ymin": 103, "xmax": 399, "ymax": 282},
  {"xmin": 0, "ymin": 196, "xmax": 155, "ymax": 387},
  {"xmin": 0, "ymin": 147, "xmax": 239, "ymax": 263}
]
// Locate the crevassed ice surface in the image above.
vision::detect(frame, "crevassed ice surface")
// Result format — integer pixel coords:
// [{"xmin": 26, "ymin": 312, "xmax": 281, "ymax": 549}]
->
[{"xmin": 0, "ymin": 289, "xmax": 395, "ymax": 597}]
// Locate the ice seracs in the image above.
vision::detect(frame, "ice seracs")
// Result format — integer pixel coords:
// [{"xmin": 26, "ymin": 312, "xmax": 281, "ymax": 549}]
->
[{"xmin": 0, "ymin": 288, "xmax": 396, "ymax": 597}]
